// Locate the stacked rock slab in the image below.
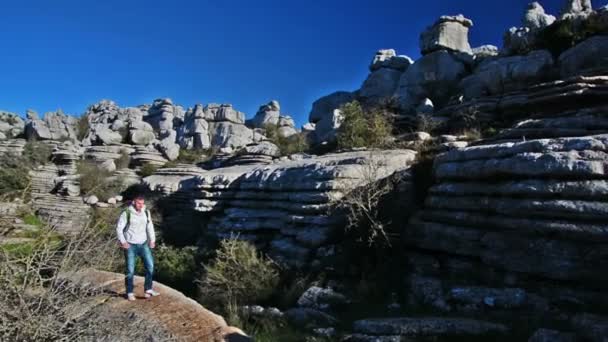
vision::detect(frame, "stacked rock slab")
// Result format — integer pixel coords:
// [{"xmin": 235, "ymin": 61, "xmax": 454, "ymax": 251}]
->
[
  {"xmin": 0, "ymin": 139, "xmax": 26, "ymax": 156},
  {"xmin": 438, "ymin": 75, "xmax": 608, "ymax": 133},
  {"xmin": 145, "ymin": 149, "xmax": 416, "ymax": 269},
  {"xmin": 246, "ymin": 100, "xmax": 298, "ymax": 138},
  {"xmin": 403, "ymin": 133, "xmax": 608, "ymax": 336}
]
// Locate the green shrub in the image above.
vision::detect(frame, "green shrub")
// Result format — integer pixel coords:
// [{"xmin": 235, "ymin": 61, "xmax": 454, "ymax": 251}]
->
[
  {"xmin": 337, "ymin": 101, "xmax": 393, "ymax": 150},
  {"xmin": 139, "ymin": 163, "xmax": 159, "ymax": 177},
  {"xmin": 197, "ymin": 238, "xmax": 279, "ymax": 310},
  {"xmin": 0, "ymin": 156, "xmax": 31, "ymax": 201},
  {"xmin": 149, "ymin": 245, "xmax": 198, "ymax": 294},
  {"xmin": 263, "ymin": 124, "xmax": 309, "ymax": 156}
]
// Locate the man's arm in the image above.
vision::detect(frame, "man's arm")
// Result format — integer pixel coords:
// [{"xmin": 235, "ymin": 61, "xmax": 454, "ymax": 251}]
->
[
  {"xmin": 116, "ymin": 211, "xmax": 129, "ymax": 248},
  {"xmin": 146, "ymin": 210, "xmax": 156, "ymax": 248}
]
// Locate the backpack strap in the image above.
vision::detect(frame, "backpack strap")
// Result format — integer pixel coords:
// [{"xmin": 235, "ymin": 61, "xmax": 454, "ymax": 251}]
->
[{"xmin": 122, "ymin": 208, "xmax": 131, "ymax": 235}]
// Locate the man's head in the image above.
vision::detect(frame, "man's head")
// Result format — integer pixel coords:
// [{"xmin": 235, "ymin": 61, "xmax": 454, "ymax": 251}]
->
[{"xmin": 133, "ymin": 195, "xmax": 145, "ymax": 212}]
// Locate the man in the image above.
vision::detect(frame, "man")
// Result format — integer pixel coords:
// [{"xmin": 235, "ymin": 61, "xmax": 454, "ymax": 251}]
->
[{"xmin": 116, "ymin": 195, "xmax": 160, "ymax": 301}]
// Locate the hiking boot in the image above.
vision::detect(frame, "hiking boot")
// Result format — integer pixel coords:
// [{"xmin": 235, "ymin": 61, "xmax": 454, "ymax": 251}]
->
[
  {"xmin": 126, "ymin": 293, "xmax": 136, "ymax": 301},
  {"xmin": 144, "ymin": 289, "xmax": 160, "ymax": 299}
]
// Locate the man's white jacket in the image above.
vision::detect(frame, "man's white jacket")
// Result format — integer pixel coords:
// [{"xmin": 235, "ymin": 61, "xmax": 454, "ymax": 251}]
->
[{"xmin": 116, "ymin": 205, "xmax": 156, "ymax": 245}]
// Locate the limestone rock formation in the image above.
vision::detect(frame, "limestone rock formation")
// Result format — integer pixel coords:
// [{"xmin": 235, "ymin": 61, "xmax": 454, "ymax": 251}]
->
[
  {"xmin": 349, "ymin": 317, "xmax": 508, "ymax": 340},
  {"xmin": 144, "ymin": 149, "xmax": 417, "ymax": 269},
  {"xmin": 359, "ymin": 68, "xmax": 403, "ymax": 105},
  {"xmin": 559, "ymin": 35, "xmax": 608, "ymax": 77},
  {"xmin": 560, "ymin": 0, "xmax": 594, "ymax": 19},
  {"xmin": 459, "ymin": 50, "xmax": 554, "ymax": 99},
  {"xmin": 394, "ymin": 50, "xmax": 469, "ymax": 112},
  {"xmin": 308, "ymin": 91, "xmax": 356, "ymax": 144},
  {"xmin": 24, "ymin": 110, "xmax": 78, "ymax": 141},
  {"xmin": 0, "ymin": 111, "xmax": 25, "ymax": 140},
  {"xmin": 246, "ymin": 100, "xmax": 298, "ymax": 138},
  {"xmin": 403, "ymin": 134, "xmax": 608, "ymax": 334},
  {"xmin": 420, "ymin": 15, "xmax": 473, "ymax": 55},
  {"xmin": 523, "ymin": 2, "xmax": 556, "ymax": 30},
  {"xmin": 369, "ymin": 49, "xmax": 413, "ymax": 72}
]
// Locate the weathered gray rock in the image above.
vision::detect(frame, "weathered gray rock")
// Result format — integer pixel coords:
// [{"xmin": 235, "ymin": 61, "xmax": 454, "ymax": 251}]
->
[
  {"xmin": 84, "ymin": 195, "xmax": 99, "ymax": 205},
  {"xmin": 129, "ymin": 129, "xmax": 156, "ymax": 146},
  {"xmin": 560, "ymin": 0, "xmax": 593, "ymax": 19},
  {"xmin": 23, "ymin": 110, "xmax": 78, "ymax": 141},
  {"xmin": 353, "ymin": 317, "xmax": 508, "ymax": 337},
  {"xmin": 503, "ymin": 26, "xmax": 535, "ymax": 55},
  {"xmin": 370, "ymin": 49, "xmax": 413, "ymax": 72},
  {"xmin": 460, "ymin": 50, "xmax": 554, "ymax": 98},
  {"xmin": 90, "ymin": 126, "xmax": 123, "ymax": 145},
  {"xmin": 472, "ymin": 45, "xmax": 499, "ymax": 59},
  {"xmin": 359, "ymin": 68, "xmax": 403, "ymax": 104},
  {"xmin": 559, "ymin": 35, "xmax": 608, "ymax": 78},
  {"xmin": 204, "ymin": 103, "xmax": 245, "ymax": 124},
  {"xmin": 528, "ymin": 329, "xmax": 576, "ymax": 342},
  {"xmin": 0, "ymin": 111, "xmax": 25, "ymax": 139},
  {"xmin": 309, "ymin": 91, "xmax": 355, "ymax": 124},
  {"xmin": 420, "ymin": 15, "xmax": 473, "ymax": 55},
  {"xmin": 394, "ymin": 50, "xmax": 468, "ymax": 112},
  {"xmin": 284, "ymin": 308, "xmax": 338, "ymax": 327},
  {"xmin": 523, "ymin": 2, "xmax": 556, "ymax": 30},
  {"xmin": 146, "ymin": 150, "xmax": 416, "ymax": 268},
  {"xmin": 313, "ymin": 109, "xmax": 343, "ymax": 144},
  {"xmin": 247, "ymin": 100, "xmax": 281, "ymax": 128},
  {"xmin": 297, "ymin": 286, "xmax": 349, "ymax": 310}
]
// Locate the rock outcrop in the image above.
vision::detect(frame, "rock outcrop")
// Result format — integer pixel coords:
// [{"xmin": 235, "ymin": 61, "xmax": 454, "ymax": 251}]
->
[
  {"xmin": 246, "ymin": 100, "xmax": 298, "ymax": 138},
  {"xmin": 24, "ymin": 110, "xmax": 78, "ymax": 141},
  {"xmin": 145, "ymin": 149, "xmax": 416, "ymax": 268},
  {"xmin": 0, "ymin": 111, "xmax": 25, "ymax": 140},
  {"xmin": 420, "ymin": 15, "xmax": 473, "ymax": 55},
  {"xmin": 59, "ymin": 269, "xmax": 250, "ymax": 342}
]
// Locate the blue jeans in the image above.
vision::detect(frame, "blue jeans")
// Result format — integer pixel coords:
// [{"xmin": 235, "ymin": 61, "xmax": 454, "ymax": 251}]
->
[{"xmin": 124, "ymin": 243, "xmax": 154, "ymax": 294}]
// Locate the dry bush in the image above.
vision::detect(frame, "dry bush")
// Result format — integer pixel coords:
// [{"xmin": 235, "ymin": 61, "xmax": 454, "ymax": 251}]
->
[
  {"xmin": 197, "ymin": 237, "xmax": 279, "ymax": 312},
  {"xmin": 335, "ymin": 154, "xmax": 406, "ymax": 246},
  {"xmin": 0, "ymin": 213, "xmax": 123, "ymax": 341}
]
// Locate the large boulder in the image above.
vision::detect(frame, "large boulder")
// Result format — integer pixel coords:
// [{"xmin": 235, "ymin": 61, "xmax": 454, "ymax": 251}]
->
[
  {"xmin": 560, "ymin": 0, "xmax": 593, "ymax": 20},
  {"xmin": 359, "ymin": 68, "xmax": 403, "ymax": 104},
  {"xmin": 204, "ymin": 103, "xmax": 245, "ymax": 124},
  {"xmin": 420, "ymin": 15, "xmax": 473, "ymax": 55},
  {"xmin": 523, "ymin": 2, "xmax": 556, "ymax": 30},
  {"xmin": 460, "ymin": 50, "xmax": 554, "ymax": 99},
  {"xmin": 247, "ymin": 100, "xmax": 281, "ymax": 128},
  {"xmin": 309, "ymin": 91, "xmax": 355, "ymax": 124},
  {"xmin": 370, "ymin": 49, "xmax": 413, "ymax": 72},
  {"xmin": 309, "ymin": 91, "xmax": 355, "ymax": 144},
  {"xmin": 559, "ymin": 35, "xmax": 608, "ymax": 78},
  {"xmin": 394, "ymin": 50, "xmax": 469, "ymax": 112},
  {"xmin": 503, "ymin": 27, "xmax": 536, "ymax": 55}
]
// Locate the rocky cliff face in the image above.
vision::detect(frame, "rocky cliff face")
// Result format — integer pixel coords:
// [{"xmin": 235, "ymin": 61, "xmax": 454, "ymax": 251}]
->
[{"xmin": 144, "ymin": 149, "xmax": 416, "ymax": 268}]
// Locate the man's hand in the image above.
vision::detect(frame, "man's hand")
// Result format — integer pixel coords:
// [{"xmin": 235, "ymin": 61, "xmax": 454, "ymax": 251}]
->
[
  {"xmin": 149, "ymin": 241, "xmax": 156, "ymax": 249},
  {"xmin": 120, "ymin": 242, "xmax": 130, "ymax": 250}
]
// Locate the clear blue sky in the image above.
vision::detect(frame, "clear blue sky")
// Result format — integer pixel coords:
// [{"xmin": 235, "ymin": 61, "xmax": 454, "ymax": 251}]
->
[{"xmin": 0, "ymin": 0, "xmax": 565, "ymax": 126}]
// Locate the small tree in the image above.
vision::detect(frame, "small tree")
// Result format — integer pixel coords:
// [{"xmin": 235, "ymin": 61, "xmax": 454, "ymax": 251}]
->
[{"xmin": 336, "ymin": 101, "xmax": 393, "ymax": 150}]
